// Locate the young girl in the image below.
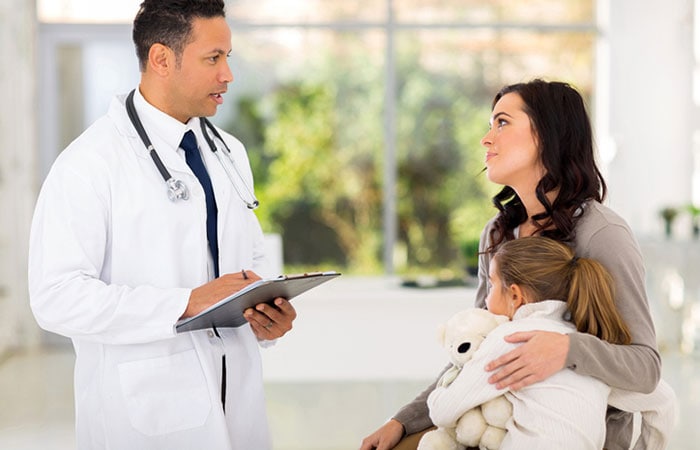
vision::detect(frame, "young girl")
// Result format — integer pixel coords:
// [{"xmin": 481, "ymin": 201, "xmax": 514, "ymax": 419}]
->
[{"xmin": 426, "ymin": 237, "xmax": 675, "ymax": 449}]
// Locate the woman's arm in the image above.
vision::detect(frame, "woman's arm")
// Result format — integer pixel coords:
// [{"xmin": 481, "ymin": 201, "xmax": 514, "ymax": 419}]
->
[
  {"xmin": 566, "ymin": 216, "xmax": 660, "ymax": 392},
  {"xmin": 391, "ymin": 368, "xmax": 445, "ymax": 435},
  {"xmin": 479, "ymin": 207, "xmax": 661, "ymax": 393}
]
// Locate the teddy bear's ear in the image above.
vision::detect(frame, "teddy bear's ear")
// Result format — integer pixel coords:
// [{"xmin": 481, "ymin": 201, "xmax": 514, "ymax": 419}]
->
[{"xmin": 436, "ymin": 323, "xmax": 447, "ymax": 345}]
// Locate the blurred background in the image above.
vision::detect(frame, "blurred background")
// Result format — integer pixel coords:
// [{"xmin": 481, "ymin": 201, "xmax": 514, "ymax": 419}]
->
[{"xmin": 1, "ymin": 0, "xmax": 699, "ymax": 448}]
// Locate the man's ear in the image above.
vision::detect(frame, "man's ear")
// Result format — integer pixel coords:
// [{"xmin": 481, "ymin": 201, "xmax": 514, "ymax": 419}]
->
[{"xmin": 147, "ymin": 43, "xmax": 174, "ymax": 76}]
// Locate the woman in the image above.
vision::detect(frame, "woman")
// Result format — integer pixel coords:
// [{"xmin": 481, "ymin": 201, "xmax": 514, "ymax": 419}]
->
[
  {"xmin": 425, "ymin": 237, "xmax": 673, "ymax": 450},
  {"xmin": 359, "ymin": 79, "xmax": 662, "ymax": 450}
]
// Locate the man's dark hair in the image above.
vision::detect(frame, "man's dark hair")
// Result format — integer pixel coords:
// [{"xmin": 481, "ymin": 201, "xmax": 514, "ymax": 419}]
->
[{"xmin": 133, "ymin": 0, "xmax": 226, "ymax": 72}]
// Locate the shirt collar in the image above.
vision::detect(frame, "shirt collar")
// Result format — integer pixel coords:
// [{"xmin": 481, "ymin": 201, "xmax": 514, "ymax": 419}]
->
[
  {"xmin": 513, "ymin": 300, "xmax": 570, "ymax": 322},
  {"xmin": 132, "ymin": 88, "xmax": 201, "ymax": 152}
]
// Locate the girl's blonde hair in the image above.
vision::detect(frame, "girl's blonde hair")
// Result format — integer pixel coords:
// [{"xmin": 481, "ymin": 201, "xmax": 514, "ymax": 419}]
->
[{"xmin": 493, "ymin": 236, "xmax": 631, "ymax": 345}]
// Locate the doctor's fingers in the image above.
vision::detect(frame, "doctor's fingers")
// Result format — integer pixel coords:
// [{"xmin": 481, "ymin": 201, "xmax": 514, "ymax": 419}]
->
[
  {"xmin": 271, "ymin": 297, "xmax": 297, "ymax": 320},
  {"xmin": 205, "ymin": 272, "xmax": 259, "ymax": 297},
  {"xmin": 256, "ymin": 298, "xmax": 296, "ymax": 325},
  {"xmin": 244, "ymin": 304, "xmax": 293, "ymax": 339}
]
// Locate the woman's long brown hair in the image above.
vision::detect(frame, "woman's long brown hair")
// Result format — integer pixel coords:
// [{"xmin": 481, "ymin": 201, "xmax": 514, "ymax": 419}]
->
[{"xmin": 487, "ymin": 79, "xmax": 607, "ymax": 251}]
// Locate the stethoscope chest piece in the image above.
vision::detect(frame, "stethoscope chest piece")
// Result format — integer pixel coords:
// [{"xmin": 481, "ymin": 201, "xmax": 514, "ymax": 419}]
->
[{"xmin": 166, "ymin": 178, "xmax": 189, "ymax": 201}]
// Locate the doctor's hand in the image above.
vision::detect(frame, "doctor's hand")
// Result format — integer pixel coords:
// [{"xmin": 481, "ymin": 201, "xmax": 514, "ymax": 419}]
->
[
  {"xmin": 485, "ymin": 330, "xmax": 569, "ymax": 391},
  {"xmin": 244, "ymin": 297, "xmax": 296, "ymax": 340},
  {"xmin": 182, "ymin": 270, "xmax": 262, "ymax": 319}
]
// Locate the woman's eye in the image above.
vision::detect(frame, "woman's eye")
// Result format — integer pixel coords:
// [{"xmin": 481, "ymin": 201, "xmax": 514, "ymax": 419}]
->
[{"xmin": 497, "ymin": 119, "xmax": 507, "ymax": 128}]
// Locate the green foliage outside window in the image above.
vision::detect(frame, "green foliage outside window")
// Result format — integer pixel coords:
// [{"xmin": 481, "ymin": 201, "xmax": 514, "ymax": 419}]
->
[{"xmin": 224, "ymin": 48, "xmax": 497, "ymax": 276}]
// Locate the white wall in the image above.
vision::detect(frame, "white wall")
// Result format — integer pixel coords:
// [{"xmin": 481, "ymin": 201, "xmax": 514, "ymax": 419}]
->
[
  {"xmin": 0, "ymin": 0, "xmax": 41, "ymax": 356},
  {"xmin": 602, "ymin": 0, "xmax": 697, "ymax": 238}
]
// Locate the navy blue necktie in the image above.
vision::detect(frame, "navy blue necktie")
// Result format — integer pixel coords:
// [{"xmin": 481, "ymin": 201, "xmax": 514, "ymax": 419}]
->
[{"xmin": 181, "ymin": 130, "xmax": 219, "ymax": 278}]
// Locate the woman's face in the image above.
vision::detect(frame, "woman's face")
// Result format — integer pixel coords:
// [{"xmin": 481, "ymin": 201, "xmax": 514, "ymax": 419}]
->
[{"xmin": 481, "ymin": 93, "xmax": 546, "ymax": 192}]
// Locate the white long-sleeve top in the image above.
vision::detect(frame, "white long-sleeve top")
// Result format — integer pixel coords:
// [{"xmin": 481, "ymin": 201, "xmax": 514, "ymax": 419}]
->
[{"xmin": 427, "ymin": 301, "xmax": 609, "ymax": 450}]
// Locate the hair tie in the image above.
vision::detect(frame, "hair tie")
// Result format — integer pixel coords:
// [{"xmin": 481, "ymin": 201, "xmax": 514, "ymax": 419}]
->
[{"xmin": 570, "ymin": 255, "xmax": 579, "ymax": 266}]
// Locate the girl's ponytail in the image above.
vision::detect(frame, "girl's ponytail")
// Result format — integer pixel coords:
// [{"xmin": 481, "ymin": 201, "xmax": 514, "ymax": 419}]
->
[{"xmin": 567, "ymin": 258, "xmax": 632, "ymax": 345}]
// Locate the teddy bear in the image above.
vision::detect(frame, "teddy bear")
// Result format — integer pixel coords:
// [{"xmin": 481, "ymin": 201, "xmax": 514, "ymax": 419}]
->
[{"xmin": 418, "ymin": 308, "xmax": 512, "ymax": 450}]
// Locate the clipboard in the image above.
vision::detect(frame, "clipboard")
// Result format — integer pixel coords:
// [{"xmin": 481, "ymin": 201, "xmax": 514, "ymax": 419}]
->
[{"xmin": 175, "ymin": 271, "xmax": 341, "ymax": 333}]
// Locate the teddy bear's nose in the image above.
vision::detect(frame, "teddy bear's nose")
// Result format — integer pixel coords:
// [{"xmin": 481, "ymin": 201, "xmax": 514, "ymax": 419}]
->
[{"xmin": 457, "ymin": 342, "xmax": 471, "ymax": 353}]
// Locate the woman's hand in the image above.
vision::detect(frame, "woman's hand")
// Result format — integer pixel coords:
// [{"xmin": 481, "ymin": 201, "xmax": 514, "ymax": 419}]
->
[
  {"xmin": 359, "ymin": 419, "xmax": 405, "ymax": 450},
  {"xmin": 485, "ymin": 330, "xmax": 569, "ymax": 390}
]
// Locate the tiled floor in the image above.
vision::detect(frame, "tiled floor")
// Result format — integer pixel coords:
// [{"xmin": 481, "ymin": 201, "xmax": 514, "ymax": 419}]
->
[{"xmin": 1, "ymin": 277, "xmax": 698, "ymax": 449}]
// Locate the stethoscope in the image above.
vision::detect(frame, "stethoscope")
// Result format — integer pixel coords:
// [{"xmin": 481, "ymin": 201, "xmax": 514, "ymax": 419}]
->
[{"xmin": 125, "ymin": 89, "xmax": 259, "ymax": 209}]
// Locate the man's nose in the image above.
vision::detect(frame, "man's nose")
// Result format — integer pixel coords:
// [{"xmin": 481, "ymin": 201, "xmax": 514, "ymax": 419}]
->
[{"xmin": 221, "ymin": 61, "xmax": 233, "ymax": 84}]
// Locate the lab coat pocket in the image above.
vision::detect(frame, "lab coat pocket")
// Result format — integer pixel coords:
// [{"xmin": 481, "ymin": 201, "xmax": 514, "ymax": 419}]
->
[{"xmin": 118, "ymin": 349, "xmax": 212, "ymax": 436}]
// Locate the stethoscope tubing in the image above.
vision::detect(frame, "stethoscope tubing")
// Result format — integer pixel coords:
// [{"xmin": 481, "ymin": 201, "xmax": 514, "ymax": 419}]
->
[
  {"xmin": 125, "ymin": 89, "xmax": 259, "ymax": 209},
  {"xmin": 199, "ymin": 117, "xmax": 260, "ymax": 210},
  {"xmin": 125, "ymin": 90, "xmax": 177, "ymax": 187}
]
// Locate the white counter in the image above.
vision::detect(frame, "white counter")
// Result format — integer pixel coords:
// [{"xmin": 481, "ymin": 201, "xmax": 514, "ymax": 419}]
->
[{"xmin": 261, "ymin": 276, "xmax": 476, "ymax": 381}]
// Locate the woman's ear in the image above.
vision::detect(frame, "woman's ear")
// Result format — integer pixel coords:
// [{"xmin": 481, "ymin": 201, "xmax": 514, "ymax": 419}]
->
[{"xmin": 147, "ymin": 43, "xmax": 174, "ymax": 76}]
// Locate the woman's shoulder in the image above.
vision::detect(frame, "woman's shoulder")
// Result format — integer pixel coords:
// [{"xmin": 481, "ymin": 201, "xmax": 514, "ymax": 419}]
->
[
  {"xmin": 575, "ymin": 201, "xmax": 640, "ymax": 258},
  {"xmin": 479, "ymin": 214, "xmax": 500, "ymax": 248},
  {"xmin": 577, "ymin": 201, "xmax": 633, "ymax": 239},
  {"xmin": 481, "ymin": 215, "xmax": 499, "ymax": 234},
  {"xmin": 580, "ymin": 201, "xmax": 629, "ymax": 225}
]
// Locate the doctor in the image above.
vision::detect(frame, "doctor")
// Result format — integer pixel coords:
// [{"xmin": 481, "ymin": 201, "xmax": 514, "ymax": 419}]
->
[{"xmin": 28, "ymin": 0, "xmax": 296, "ymax": 449}]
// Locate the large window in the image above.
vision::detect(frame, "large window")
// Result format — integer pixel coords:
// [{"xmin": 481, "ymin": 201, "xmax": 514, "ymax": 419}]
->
[{"xmin": 38, "ymin": 0, "xmax": 597, "ymax": 277}]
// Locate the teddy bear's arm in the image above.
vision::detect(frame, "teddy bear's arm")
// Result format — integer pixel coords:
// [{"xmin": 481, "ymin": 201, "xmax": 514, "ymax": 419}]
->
[{"xmin": 427, "ymin": 339, "xmax": 510, "ymax": 428}]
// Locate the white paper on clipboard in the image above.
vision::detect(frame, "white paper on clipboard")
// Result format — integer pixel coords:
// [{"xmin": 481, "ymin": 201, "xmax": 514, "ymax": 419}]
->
[{"xmin": 175, "ymin": 271, "xmax": 341, "ymax": 333}]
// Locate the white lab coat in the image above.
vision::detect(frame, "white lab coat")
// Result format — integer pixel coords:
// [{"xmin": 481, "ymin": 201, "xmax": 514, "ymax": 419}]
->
[{"xmin": 28, "ymin": 90, "xmax": 272, "ymax": 450}]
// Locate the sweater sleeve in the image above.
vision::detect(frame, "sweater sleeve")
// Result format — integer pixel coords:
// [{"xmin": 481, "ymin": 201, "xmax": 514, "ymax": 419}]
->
[
  {"xmin": 426, "ymin": 335, "xmax": 509, "ymax": 428},
  {"xmin": 567, "ymin": 210, "xmax": 661, "ymax": 393},
  {"xmin": 392, "ymin": 364, "xmax": 452, "ymax": 435}
]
